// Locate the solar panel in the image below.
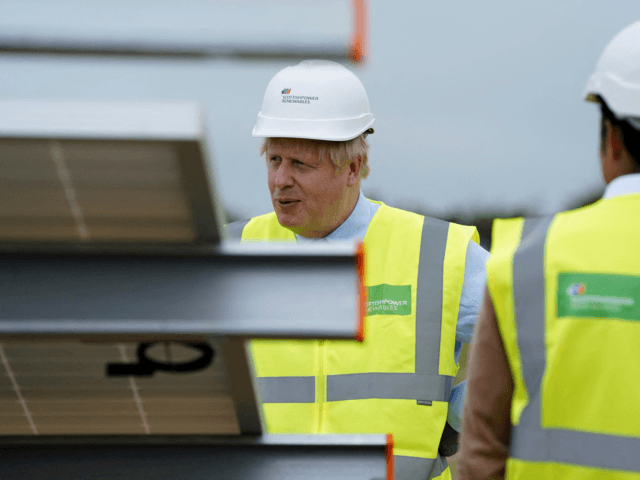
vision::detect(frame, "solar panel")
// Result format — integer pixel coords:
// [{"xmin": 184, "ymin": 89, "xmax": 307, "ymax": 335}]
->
[
  {"xmin": 0, "ymin": 341, "xmax": 240, "ymax": 435},
  {"xmin": 0, "ymin": 101, "xmax": 223, "ymax": 244}
]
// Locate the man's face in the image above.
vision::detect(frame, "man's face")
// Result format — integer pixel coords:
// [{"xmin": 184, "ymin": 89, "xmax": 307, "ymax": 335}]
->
[{"xmin": 266, "ymin": 138, "xmax": 353, "ymax": 238}]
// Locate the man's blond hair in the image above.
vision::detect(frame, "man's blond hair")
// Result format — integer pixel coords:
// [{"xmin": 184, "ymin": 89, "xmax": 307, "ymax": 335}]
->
[{"xmin": 260, "ymin": 134, "xmax": 370, "ymax": 179}]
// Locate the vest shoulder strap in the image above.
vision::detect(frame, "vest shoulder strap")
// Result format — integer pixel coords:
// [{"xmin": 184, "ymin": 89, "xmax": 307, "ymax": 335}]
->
[
  {"xmin": 241, "ymin": 213, "xmax": 296, "ymax": 241},
  {"xmin": 372, "ymin": 202, "xmax": 423, "ymax": 223}
]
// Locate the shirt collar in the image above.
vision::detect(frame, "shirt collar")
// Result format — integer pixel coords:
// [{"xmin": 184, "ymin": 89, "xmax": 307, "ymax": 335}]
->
[
  {"xmin": 602, "ymin": 173, "xmax": 640, "ymax": 200},
  {"xmin": 295, "ymin": 191, "xmax": 378, "ymax": 243}
]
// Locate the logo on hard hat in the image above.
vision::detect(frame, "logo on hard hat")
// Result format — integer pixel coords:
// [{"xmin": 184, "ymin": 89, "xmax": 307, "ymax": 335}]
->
[
  {"xmin": 566, "ymin": 283, "xmax": 587, "ymax": 296},
  {"xmin": 280, "ymin": 88, "xmax": 320, "ymax": 105}
]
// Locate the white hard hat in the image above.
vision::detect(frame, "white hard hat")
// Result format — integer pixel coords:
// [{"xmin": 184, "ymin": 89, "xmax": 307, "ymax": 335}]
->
[
  {"xmin": 584, "ymin": 20, "xmax": 640, "ymax": 128},
  {"xmin": 252, "ymin": 60, "xmax": 375, "ymax": 141}
]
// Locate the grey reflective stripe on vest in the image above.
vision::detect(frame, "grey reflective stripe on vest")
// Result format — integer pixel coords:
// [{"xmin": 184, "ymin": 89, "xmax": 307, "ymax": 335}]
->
[
  {"xmin": 513, "ymin": 216, "xmax": 552, "ymax": 408},
  {"xmin": 225, "ymin": 219, "xmax": 250, "ymax": 241},
  {"xmin": 415, "ymin": 217, "xmax": 450, "ymax": 380},
  {"xmin": 327, "ymin": 372, "xmax": 453, "ymax": 402},
  {"xmin": 258, "ymin": 376, "xmax": 315, "ymax": 403},
  {"xmin": 511, "ymin": 216, "xmax": 640, "ymax": 473},
  {"xmin": 395, "ymin": 454, "xmax": 448, "ymax": 480}
]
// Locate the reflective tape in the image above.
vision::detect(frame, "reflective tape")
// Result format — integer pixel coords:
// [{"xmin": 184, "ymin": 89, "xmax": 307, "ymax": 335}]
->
[
  {"xmin": 415, "ymin": 217, "xmax": 449, "ymax": 378},
  {"xmin": 513, "ymin": 216, "xmax": 553, "ymax": 404},
  {"xmin": 326, "ymin": 372, "xmax": 453, "ymax": 402},
  {"xmin": 395, "ymin": 454, "xmax": 448, "ymax": 480},
  {"xmin": 511, "ymin": 216, "xmax": 640, "ymax": 473},
  {"xmin": 258, "ymin": 376, "xmax": 315, "ymax": 403},
  {"xmin": 511, "ymin": 424, "xmax": 640, "ymax": 473}
]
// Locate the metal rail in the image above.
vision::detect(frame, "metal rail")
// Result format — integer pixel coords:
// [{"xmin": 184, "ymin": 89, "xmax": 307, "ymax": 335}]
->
[
  {"xmin": 0, "ymin": 434, "xmax": 389, "ymax": 480},
  {"xmin": 0, "ymin": 243, "xmax": 362, "ymax": 340},
  {"xmin": 0, "ymin": 38, "xmax": 350, "ymax": 61}
]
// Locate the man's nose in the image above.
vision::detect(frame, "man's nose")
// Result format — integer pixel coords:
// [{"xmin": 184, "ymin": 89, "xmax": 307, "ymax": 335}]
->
[{"xmin": 275, "ymin": 161, "xmax": 294, "ymax": 189}]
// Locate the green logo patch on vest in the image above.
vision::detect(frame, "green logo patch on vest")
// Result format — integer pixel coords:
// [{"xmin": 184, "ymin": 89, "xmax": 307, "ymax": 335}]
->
[
  {"xmin": 366, "ymin": 284, "xmax": 411, "ymax": 316},
  {"xmin": 557, "ymin": 272, "xmax": 640, "ymax": 322}
]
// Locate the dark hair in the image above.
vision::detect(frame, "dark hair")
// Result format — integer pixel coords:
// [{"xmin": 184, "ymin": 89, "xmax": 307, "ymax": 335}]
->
[{"xmin": 600, "ymin": 100, "xmax": 640, "ymax": 168}]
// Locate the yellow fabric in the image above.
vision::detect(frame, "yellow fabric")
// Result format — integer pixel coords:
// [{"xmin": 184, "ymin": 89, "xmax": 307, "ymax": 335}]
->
[
  {"xmin": 506, "ymin": 458, "xmax": 640, "ymax": 480},
  {"xmin": 542, "ymin": 197, "xmax": 640, "ymax": 437},
  {"xmin": 245, "ymin": 204, "xmax": 476, "ymax": 469},
  {"xmin": 490, "ymin": 194, "xmax": 640, "ymax": 479},
  {"xmin": 487, "ymin": 218, "xmax": 529, "ymax": 424},
  {"xmin": 432, "ymin": 467, "xmax": 451, "ymax": 480},
  {"xmin": 261, "ymin": 403, "xmax": 316, "ymax": 433},
  {"xmin": 325, "ymin": 399, "xmax": 448, "ymax": 458},
  {"xmin": 241, "ymin": 213, "xmax": 295, "ymax": 241},
  {"xmin": 439, "ymin": 223, "xmax": 479, "ymax": 376},
  {"xmin": 326, "ymin": 206, "xmax": 423, "ymax": 376},
  {"xmin": 251, "ymin": 339, "xmax": 316, "ymax": 377}
]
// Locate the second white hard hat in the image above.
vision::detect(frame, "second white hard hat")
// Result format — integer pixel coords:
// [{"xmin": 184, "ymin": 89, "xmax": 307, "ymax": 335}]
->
[
  {"xmin": 584, "ymin": 20, "xmax": 640, "ymax": 128},
  {"xmin": 252, "ymin": 60, "xmax": 375, "ymax": 141}
]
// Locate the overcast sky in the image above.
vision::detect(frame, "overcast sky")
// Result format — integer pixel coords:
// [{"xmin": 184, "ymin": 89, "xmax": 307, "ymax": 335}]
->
[{"xmin": 1, "ymin": 0, "xmax": 638, "ymax": 221}]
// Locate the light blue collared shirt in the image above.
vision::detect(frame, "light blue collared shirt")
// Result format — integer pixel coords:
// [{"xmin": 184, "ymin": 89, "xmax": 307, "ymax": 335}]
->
[
  {"xmin": 602, "ymin": 172, "xmax": 640, "ymax": 200},
  {"xmin": 296, "ymin": 191, "xmax": 489, "ymax": 431}
]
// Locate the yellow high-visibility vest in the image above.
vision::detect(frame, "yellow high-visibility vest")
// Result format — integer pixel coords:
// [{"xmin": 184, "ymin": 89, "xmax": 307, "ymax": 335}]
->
[
  {"xmin": 488, "ymin": 193, "xmax": 640, "ymax": 479},
  {"xmin": 240, "ymin": 202, "xmax": 479, "ymax": 480}
]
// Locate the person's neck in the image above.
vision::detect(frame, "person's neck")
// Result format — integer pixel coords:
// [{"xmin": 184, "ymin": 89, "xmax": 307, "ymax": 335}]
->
[{"xmin": 606, "ymin": 164, "xmax": 640, "ymax": 184}]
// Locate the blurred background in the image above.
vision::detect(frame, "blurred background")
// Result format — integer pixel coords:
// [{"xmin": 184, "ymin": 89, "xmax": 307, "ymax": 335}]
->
[{"xmin": 1, "ymin": 0, "xmax": 638, "ymax": 245}]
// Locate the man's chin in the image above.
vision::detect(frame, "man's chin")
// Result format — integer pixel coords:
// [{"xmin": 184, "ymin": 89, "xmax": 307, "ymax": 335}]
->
[{"xmin": 275, "ymin": 212, "xmax": 304, "ymax": 232}]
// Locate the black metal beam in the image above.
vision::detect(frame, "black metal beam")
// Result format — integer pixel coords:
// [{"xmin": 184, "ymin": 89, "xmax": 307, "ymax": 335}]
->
[
  {"xmin": 0, "ymin": 434, "xmax": 388, "ymax": 480},
  {"xmin": 0, "ymin": 244, "xmax": 360, "ymax": 340}
]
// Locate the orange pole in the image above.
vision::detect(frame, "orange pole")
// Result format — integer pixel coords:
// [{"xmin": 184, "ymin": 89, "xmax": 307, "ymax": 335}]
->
[
  {"xmin": 386, "ymin": 433, "xmax": 395, "ymax": 480},
  {"xmin": 350, "ymin": 0, "xmax": 367, "ymax": 63}
]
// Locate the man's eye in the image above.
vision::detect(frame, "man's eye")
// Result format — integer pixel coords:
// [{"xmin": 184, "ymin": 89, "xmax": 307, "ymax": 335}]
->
[
  {"xmin": 269, "ymin": 156, "xmax": 281, "ymax": 163},
  {"xmin": 293, "ymin": 160, "xmax": 306, "ymax": 167}
]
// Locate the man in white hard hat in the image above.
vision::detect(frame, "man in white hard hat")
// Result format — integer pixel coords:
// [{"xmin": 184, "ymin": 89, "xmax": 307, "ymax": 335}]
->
[
  {"xmin": 226, "ymin": 60, "xmax": 489, "ymax": 480},
  {"xmin": 457, "ymin": 21, "xmax": 640, "ymax": 480}
]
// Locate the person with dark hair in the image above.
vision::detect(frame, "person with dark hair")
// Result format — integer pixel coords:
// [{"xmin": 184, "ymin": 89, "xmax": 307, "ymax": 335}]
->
[{"xmin": 456, "ymin": 20, "xmax": 640, "ymax": 480}]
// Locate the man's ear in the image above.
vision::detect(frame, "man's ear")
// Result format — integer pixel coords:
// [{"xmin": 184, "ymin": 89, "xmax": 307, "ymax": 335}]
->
[{"xmin": 346, "ymin": 155, "xmax": 362, "ymax": 187}]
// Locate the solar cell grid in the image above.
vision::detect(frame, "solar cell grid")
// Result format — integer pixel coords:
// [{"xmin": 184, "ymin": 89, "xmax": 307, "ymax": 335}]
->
[
  {"xmin": 0, "ymin": 341, "xmax": 240, "ymax": 435},
  {"xmin": 0, "ymin": 101, "xmax": 223, "ymax": 245}
]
